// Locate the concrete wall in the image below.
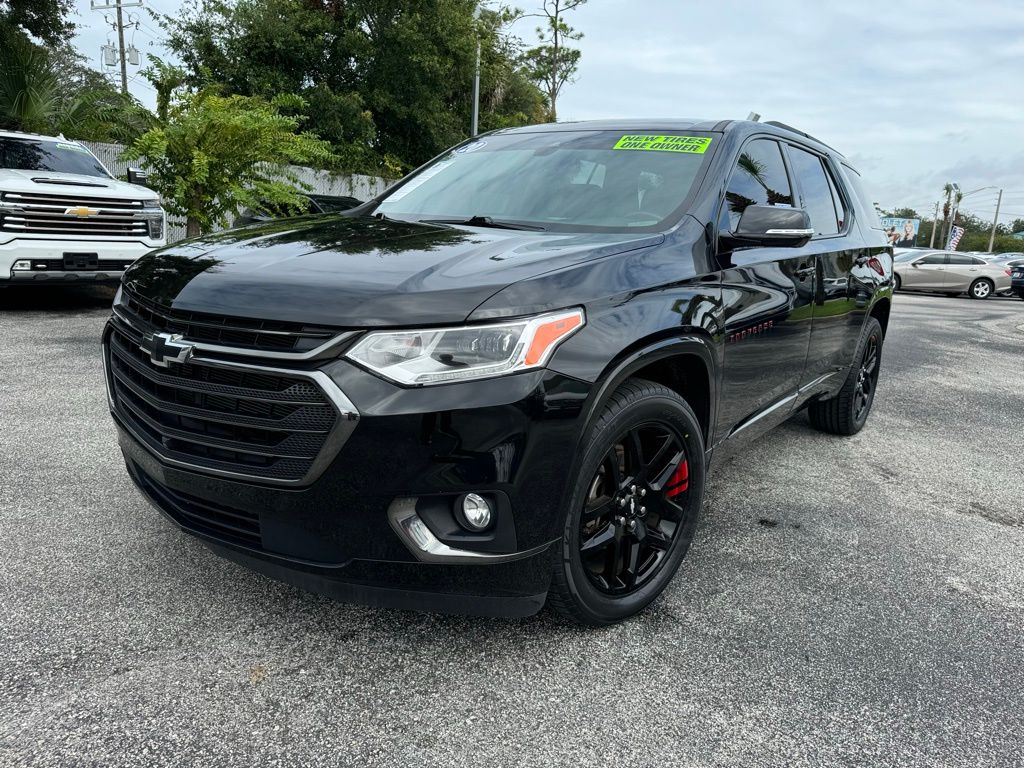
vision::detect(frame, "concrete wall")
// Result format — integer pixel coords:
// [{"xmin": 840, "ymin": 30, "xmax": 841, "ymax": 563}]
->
[{"xmin": 81, "ymin": 141, "xmax": 390, "ymax": 244}]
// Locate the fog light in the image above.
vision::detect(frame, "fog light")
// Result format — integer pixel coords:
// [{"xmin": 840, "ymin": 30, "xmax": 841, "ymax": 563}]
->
[
  {"xmin": 13, "ymin": 260, "xmax": 31, "ymax": 270},
  {"xmin": 459, "ymin": 493, "xmax": 493, "ymax": 531}
]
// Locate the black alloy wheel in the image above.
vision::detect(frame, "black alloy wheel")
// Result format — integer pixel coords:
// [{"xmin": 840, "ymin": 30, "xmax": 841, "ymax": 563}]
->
[
  {"xmin": 549, "ymin": 379, "xmax": 705, "ymax": 625},
  {"xmin": 579, "ymin": 422, "xmax": 688, "ymax": 595},
  {"xmin": 808, "ymin": 316, "xmax": 884, "ymax": 436},
  {"xmin": 854, "ymin": 332, "xmax": 880, "ymax": 423}
]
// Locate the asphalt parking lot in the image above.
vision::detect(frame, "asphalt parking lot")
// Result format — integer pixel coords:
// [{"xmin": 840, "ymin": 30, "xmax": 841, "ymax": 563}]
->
[{"xmin": 1, "ymin": 287, "xmax": 1022, "ymax": 767}]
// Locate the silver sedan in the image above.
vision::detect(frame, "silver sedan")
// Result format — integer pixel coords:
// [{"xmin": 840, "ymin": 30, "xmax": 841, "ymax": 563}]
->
[{"xmin": 893, "ymin": 250, "xmax": 1012, "ymax": 299}]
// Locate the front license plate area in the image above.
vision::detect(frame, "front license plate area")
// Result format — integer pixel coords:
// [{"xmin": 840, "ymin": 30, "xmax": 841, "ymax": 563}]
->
[{"xmin": 63, "ymin": 252, "xmax": 99, "ymax": 270}]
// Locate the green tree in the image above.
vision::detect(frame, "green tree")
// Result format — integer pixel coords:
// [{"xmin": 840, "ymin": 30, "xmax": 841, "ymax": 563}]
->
[
  {"xmin": 1009, "ymin": 218, "xmax": 1024, "ymax": 234},
  {"xmin": 521, "ymin": 0, "xmax": 587, "ymax": 121},
  {"xmin": 123, "ymin": 66, "xmax": 336, "ymax": 237},
  {"xmin": 0, "ymin": 33, "xmax": 144, "ymax": 141},
  {"xmin": 162, "ymin": 0, "xmax": 546, "ymax": 173},
  {"xmin": 0, "ymin": 0, "xmax": 73, "ymax": 45}
]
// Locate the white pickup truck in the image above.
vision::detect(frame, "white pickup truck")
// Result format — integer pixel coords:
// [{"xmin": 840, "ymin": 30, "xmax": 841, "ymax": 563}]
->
[{"xmin": 0, "ymin": 130, "xmax": 165, "ymax": 285}]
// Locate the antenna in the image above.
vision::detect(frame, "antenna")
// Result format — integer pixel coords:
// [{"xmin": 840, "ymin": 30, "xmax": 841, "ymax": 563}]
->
[{"xmin": 746, "ymin": 112, "xmax": 761, "ymax": 122}]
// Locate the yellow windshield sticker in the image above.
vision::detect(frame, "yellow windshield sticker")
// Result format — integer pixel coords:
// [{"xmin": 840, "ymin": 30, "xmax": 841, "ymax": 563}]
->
[{"xmin": 613, "ymin": 135, "xmax": 712, "ymax": 154}]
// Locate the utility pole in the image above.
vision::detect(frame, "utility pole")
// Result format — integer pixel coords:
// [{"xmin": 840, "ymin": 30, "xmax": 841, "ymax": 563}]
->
[
  {"xmin": 988, "ymin": 189, "xmax": 1003, "ymax": 253},
  {"xmin": 929, "ymin": 201, "xmax": 939, "ymax": 248},
  {"xmin": 115, "ymin": 0, "xmax": 128, "ymax": 93},
  {"xmin": 91, "ymin": 0, "xmax": 143, "ymax": 94}
]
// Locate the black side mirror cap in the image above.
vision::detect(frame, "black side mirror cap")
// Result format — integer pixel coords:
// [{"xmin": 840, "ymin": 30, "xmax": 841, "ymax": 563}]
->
[
  {"xmin": 127, "ymin": 167, "xmax": 150, "ymax": 187},
  {"xmin": 725, "ymin": 205, "xmax": 813, "ymax": 248}
]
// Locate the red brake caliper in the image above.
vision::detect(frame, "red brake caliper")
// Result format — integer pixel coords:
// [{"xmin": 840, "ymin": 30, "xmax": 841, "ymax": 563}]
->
[{"xmin": 666, "ymin": 459, "xmax": 689, "ymax": 499}]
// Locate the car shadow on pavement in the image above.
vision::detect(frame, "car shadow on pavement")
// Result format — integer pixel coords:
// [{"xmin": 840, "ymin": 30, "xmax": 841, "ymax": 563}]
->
[{"xmin": 0, "ymin": 285, "xmax": 117, "ymax": 312}]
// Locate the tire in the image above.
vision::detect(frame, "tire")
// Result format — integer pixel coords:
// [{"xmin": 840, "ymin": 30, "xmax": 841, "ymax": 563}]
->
[
  {"xmin": 1016, "ymin": 290, "xmax": 1024, "ymax": 301},
  {"xmin": 808, "ymin": 317, "xmax": 883, "ymax": 436},
  {"xmin": 968, "ymin": 278, "xmax": 994, "ymax": 300},
  {"xmin": 893, "ymin": 274, "xmax": 901, "ymax": 292},
  {"xmin": 548, "ymin": 379, "xmax": 705, "ymax": 626}
]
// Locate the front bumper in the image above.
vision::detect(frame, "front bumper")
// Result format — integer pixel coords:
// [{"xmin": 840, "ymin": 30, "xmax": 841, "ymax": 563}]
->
[
  {"xmin": 1, "ymin": 238, "xmax": 160, "ymax": 282},
  {"xmin": 108, "ymin": 321, "xmax": 592, "ymax": 617}
]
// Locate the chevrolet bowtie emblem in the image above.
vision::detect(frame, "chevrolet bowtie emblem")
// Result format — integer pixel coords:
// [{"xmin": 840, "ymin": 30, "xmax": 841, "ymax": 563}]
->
[
  {"xmin": 140, "ymin": 332, "xmax": 194, "ymax": 368},
  {"xmin": 65, "ymin": 206, "xmax": 99, "ymax": 217}
]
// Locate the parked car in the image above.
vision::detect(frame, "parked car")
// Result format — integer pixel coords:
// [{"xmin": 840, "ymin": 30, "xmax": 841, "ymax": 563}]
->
[
  {"xmin": 105, "ymin": 119, "xmax": 892, "ymax": 625},
  {"xmin": 1011, "ymin": 262, "xmax": 1024, "ymax": 299},
  {"xmin": 0, "ymin": 130, "xmax": 165, "ymax": 285},
  {"xmin": 233, "ymin": 193, "xmax": 363, "ymax": 227},
  {"xmin": 892, "ymin": 249, "xmax": 1011, "ymax": 299}
]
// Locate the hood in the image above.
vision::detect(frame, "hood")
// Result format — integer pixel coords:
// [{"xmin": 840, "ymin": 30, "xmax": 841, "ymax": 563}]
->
[
  {"xmin": 0, "ymin": 169, "xmax": 159, "ymax": 203},
  {"xmin": 123, "ymin": 215, "xmax": 664, "ymax": 327}
]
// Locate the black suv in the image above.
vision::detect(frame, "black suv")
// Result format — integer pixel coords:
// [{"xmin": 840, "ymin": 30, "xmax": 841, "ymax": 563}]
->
[{"xmin": 104, "ymin": 119, "xmax": 892, "ymax": 625}]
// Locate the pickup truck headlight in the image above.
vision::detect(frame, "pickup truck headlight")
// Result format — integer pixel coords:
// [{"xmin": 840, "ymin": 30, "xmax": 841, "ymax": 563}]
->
[
  {"xmin": 345, "ymin": 308, "xmax": 584, "ymax": 386},
  {"xmin": 140, "ymin": 206, "xmax": 165, "ymax": 240}
]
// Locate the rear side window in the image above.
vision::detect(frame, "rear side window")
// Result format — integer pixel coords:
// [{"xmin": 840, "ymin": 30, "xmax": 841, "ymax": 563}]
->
[
  {"xmin": 948, "ymin": 254, "xmax": 984, "ymax": 265},
  {"xmin": 840, "ymin": 163, "xmax": 881, "ymax": 229},
  {"xmin": 788, "ymin": 146, "xmax": 841, "ymax": 236},
  {"xmin": 721, "ymin": 138, "xmax": 793, "ymax": 231}
]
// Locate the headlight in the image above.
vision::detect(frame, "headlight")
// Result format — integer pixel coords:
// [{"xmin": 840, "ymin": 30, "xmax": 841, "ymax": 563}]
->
[
  {"xmin": 345, "ymin": 308, "xmax": 584, "ymax": 386},
  {"xmin": 140, "ymin": 206, "xmax": 164, "ymax": 240}
]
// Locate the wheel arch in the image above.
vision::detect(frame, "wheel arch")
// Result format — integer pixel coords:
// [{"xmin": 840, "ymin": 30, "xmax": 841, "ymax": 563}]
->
[
  {"xmin": 577, "ymin": 334, "xmax": 717, "ymax": 450},
  {"xmin": 869, "ymin": 296, "xmax": 891, "ymax": 337}
]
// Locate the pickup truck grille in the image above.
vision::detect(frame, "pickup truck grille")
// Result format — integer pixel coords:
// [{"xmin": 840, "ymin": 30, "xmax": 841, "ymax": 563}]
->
[
  {"xmin": 0, "ymin": 191, "xmax": 152, "ymax": 238},
  {"xmin": 106, "ymin": 322, "xmax": 345, "ymax": 484},
  {"xmin": 118, "ymin": 285, "xmax": 348, "ymax": 356}
]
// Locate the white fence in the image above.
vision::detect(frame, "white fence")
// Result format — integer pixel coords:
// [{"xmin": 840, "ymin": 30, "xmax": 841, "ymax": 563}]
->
[{"xmin": 81, "ymin": 141, "xmax": 390, "ymax": 243}]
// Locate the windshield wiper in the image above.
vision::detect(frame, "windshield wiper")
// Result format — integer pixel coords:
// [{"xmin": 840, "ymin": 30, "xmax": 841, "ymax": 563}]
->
[{"xmin": 420, "ymin": 215, "xmax": 546, "ymax": 231}]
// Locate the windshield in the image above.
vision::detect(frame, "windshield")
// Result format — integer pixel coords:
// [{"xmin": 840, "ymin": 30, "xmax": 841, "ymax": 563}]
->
[
  {"xmin": 375, "ymin": 130, "xmax": 715, "ymax": 232},
  {"xmin": 0, "ymin": 138, "xmax": 110, "ymax": 178}
]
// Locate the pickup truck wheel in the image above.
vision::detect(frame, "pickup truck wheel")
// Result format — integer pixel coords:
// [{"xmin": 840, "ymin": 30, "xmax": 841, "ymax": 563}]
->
[
  {"xmin": 808, "ymin": 317, "xmax": 883, "ymax": 436},
  {"xmin": 969, "ymin": 278, "xmax": 993, "ymax": 299},
  {"xmin": 548, "ymin": 379, "xmax": 704, "ymax": 626}
]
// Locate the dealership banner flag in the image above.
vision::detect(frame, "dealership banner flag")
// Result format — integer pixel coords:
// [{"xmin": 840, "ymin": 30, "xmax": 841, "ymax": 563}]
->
[{"xmin": 948, "ymin": 225, "xmax": 965, "ymax": 251}]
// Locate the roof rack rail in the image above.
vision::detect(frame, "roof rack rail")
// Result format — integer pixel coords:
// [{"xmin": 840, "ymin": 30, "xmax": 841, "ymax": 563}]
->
[{"xmin": 762, "ymin": 120, "xmax": 838, "ymax": 153}]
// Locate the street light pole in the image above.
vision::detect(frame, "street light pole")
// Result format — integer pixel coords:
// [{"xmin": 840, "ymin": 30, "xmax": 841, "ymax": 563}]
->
[
  {"xmin": 988, "ymin": 189, "xmax": 1003, "ymax": 253},
  {"xmin": 471, "ymin": 7, "xmax": 482, "ymax": 137},
  {"xmin": 471, "ymin": 37, "xmax": 480, "ymax": 137},
  {"xmin": 929, "ymin": 200, "xmax": 939, "ymax": 248}
]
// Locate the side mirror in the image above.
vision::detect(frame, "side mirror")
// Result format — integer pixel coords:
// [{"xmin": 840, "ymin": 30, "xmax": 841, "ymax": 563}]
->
[
  {"xmin": 911, "ymin": 261, "xmax": 921, "ymax": 268},
  {"xmin": 726, "ymin": 205, "xmax": 813, "ymax": 248},
  {"xmin": 127, "ymin": 167, "xmax": 150, "ymax": 187}
]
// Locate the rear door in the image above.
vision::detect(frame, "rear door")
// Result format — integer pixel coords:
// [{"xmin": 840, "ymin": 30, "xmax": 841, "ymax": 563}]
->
[
  {"xmin": 782, "ymin": 143, "xmax": 868, "ymax": 387},
  {"xmin": 903, "ymin": 252, "xmax": 948, "ymax": 289},
  {"xmin": 944, "ymin": 253, "xmax": 985, "ymax": 291},
  {"xmin": 715, "ymin": 138, "xmax": 816, "ymax": 445}
]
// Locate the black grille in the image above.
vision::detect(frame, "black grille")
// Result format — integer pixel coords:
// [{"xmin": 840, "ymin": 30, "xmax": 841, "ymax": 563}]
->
[
  {"xmin": 107, "ymin": 324, "xmax": 339, "ymax": 483},
  {"xmin": 118, "ymin": 286, "xmax": 344, "ymax": 354},
  {"xmin": 29, "ymin": 258, "xmax": 133, "ymax": 272},
  {"xmin": 133, "ymin": 466, "xmax": 262, "ymax": 547}
]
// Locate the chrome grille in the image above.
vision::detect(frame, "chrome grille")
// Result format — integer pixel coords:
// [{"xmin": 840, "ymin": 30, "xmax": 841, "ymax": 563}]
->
[
  {"xmin": 0, "ymin": 191, "xmax": 153, "ymax": 238},
  {"xmin": 118, "ymin": 285, "xmax": 350, "ymax": 357},
  {"xmin": 106, "ymin": 320, "xmax": 353, "ymax": 484}
]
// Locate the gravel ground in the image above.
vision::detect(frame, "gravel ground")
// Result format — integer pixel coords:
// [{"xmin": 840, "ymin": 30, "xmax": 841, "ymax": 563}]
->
[{"xmin": 1, "ymin": 287, "xmax": 1022, "ymax": 767}]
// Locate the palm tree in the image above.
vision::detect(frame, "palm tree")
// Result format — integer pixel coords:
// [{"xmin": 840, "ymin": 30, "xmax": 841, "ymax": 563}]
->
[
  {"xmin": 0, "ymin": 33, "xmax": 63, "ymax": 133},
  {"xmin": 0, "ymin": 32, "xmax": 152, "ymax": 143}
]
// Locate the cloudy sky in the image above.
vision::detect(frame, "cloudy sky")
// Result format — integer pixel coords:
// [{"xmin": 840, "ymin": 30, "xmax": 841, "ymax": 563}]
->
[{"xmin": 72, "ymin": 0, "xmax": 1024, "ymax": 221}]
